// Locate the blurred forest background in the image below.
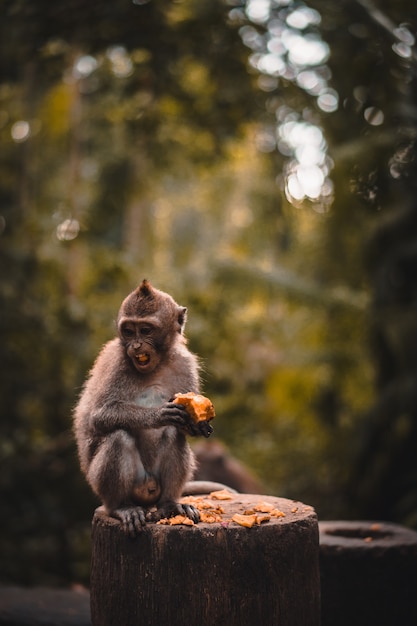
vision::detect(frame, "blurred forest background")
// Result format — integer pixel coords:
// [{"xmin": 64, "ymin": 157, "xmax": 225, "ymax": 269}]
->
[{"xmin": 1, "ymin": 0, "xmax": 417, "ymax": 587}]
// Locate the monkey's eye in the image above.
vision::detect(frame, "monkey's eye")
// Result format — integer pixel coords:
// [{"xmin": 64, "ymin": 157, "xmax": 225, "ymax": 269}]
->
[
  {"xmin": 121, "ymin": 326, "xmax": 135, "ymax": 338},
  {"xmin": 139, "ymin": 326, "xmax": 152, "ymax": 336}
]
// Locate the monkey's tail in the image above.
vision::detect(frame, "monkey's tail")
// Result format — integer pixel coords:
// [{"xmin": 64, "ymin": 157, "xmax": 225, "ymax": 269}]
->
[{"xmin": 183, "ymin": 480, "xmax": 238, "ymax": 496}]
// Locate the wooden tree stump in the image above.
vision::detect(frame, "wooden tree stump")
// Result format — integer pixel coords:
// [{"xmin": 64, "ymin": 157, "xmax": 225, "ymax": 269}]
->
[
  {"xmin": 90, "ymin": 493, "xmax": 320, "ymax": 626},
  {"xmin": 319, "ymin": 520, "xmax": 417, "ymax": 626}
]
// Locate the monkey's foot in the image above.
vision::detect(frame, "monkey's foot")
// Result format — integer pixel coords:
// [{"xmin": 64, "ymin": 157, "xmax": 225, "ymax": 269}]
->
[
  {"xmin": 111, "ymin": 506, "xmax": 147, "ymax": 537},
  {"xmin": 149, "ymin": 501, "xmax": 200, "ymax": 524}
]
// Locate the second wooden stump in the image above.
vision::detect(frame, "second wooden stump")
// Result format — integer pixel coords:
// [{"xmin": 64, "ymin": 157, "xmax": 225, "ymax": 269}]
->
[{"xmin": 90, "ymin": 493, "xmax": 320, "ymax": 626}]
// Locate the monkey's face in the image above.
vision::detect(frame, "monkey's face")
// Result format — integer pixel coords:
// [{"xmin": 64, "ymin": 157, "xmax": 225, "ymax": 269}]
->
[
  {"xmin": 117, "ymin": 281, "xmax": 188, "ymax": 374},
  {"xmin": 119, "ymin": 321, "xmax": 163, "ymax": 374}
]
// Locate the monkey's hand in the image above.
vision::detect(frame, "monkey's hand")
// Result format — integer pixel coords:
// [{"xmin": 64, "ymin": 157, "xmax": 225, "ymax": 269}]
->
[
  {"xmin": 160, "ymin": 402, "xmax": 203, "ymax": 437},
  {"xmin": 111, "ymin": 506, "xmax": 147, "ymax": 537},
  {"xmin": 148, "ymin": 500, "xmax": 200, "ymax": 524}
]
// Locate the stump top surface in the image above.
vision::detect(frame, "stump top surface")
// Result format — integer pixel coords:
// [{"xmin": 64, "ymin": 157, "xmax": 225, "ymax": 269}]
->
[
  {"xmin": 94, "ymin": 492, "xmax": 316, "ymax": 534},
  {"xmin": 319, "ymin": 520, "xmax": 417, "ymax": 550}
]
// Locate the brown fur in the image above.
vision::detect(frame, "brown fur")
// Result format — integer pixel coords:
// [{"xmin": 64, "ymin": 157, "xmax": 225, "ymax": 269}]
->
[{"xmin": 73, "ymin": 280, "xmax": 202, "ymax": 535}]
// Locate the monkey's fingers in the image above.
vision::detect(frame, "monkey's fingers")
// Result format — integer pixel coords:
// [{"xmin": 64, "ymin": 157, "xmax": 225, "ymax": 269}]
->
[
  {"xmin": 163, "ymin": 401, "xmax": 187, "ymax": 412},
  {"xmin": 164, "ymin": 401, "xmax": 185, "ymax": 409},
  {"xmin": 185, "ymin": 421, "xmax": 205, "ymax": 437},
  {"xmin": 181, "ymin": 419, "xmax": 213, "ymax": 438},
  {"xmin": 164, "ymin": 403, "xmax": 210, "ymax": 437},
  {"xmin": 150, "ymin": 501, "xmax": 200, "ymax": 524},
  {"xmin": 180, "ymin": 503, "xmax": 200, "ymax": 524},
  {"xmin": 112, "ymin": 506, "xmax": 146, "ymax": 537},
  {"xmin": 168, "ymin": 502, "xmax": 201, "ymax": 523},
  {"xmin": 160, "ymin": 402, "xmax": 190, "ymax": 427},
  {"xmin": 199, "ymin": 421, "xmax": 214, "ymax": 438}
]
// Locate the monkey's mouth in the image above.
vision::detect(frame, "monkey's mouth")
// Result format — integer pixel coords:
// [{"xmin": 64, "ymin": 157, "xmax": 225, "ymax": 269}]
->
[{"xmin": 136, "ymin": 353, "xmax": 151, "ymax": 366}]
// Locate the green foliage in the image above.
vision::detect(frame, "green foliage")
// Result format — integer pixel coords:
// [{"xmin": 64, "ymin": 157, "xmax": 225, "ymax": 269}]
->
[{"xmin": 1, "ymin": 0, "xmax": 417, "ymax": 586}]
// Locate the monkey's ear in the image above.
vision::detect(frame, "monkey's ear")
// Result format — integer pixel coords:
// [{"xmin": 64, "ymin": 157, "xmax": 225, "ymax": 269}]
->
[
  {"xmin": 178, "ymin": 306, "xmax": 187, "ymax": 332},
  {"xmin": 139, "ymin": 279, "xmax": 153, "ymax": 297}
]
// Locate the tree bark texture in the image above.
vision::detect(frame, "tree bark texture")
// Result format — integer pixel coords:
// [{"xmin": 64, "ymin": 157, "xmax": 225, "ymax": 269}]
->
[
  {"xmin": 319, "ymin": 520, "xmax": 417, "ymax": 626},
  {"xmin": 90, "ymin": 493, "xmax": 320, "ymax": 626}
]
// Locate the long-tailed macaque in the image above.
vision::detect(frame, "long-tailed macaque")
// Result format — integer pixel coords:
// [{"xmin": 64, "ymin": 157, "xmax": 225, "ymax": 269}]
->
[{"xmin": 74, "ymin": 279, "xmax": 207, "ymax": 536}]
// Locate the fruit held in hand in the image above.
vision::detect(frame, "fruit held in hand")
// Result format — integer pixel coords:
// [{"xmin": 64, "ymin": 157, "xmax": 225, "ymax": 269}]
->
[{"xmin": 173, "ymin": 392, "xmax": 215, "ymax": 437}]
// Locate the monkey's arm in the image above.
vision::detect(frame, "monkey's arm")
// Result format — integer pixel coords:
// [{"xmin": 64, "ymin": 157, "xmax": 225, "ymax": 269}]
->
[{"xmin": 89, "ymin": 400, "xmax": 202, "ymax": 437}]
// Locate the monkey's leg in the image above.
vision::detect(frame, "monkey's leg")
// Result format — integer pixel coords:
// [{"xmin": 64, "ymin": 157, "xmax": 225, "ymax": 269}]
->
[
  {"xmin": 87, "ymin": 430, "xmax": 155, "ymax": 536},
  {"xmin": 149, "ymin": 429, "xmax": 200, "ymax": 524}
]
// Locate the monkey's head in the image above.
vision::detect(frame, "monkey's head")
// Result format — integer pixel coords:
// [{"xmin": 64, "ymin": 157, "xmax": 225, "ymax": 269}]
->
[{"xmin": 117, "ymin": 279, "xmax": 188, "ymax": 374}]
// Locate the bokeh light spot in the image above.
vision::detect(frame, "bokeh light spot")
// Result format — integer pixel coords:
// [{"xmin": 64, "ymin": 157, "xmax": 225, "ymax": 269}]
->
[
  {"xmin": 246, "ymin": 0, "xmax": 271, "ymax": 24},
  {"xmin": 56, "ymin": 219, "xmax": 80, "ymax": 241},
  {"xmin": 286, "ymin": 7, "xmax": 321, "ymax": 30},
  {"xmin": 364, "ymin": 107, "xmax": 384, "ymax": 126},
  {"xmin": 73, "ymin": 55, "xmax": 97, "ymax": 79},
  {"xmin": 107, "ymin": 46, "xmax": 134, "ymax": 78},
  {"xmin": 317, "ymin": 90, "xmax": 339, "ymax": 113},
  {"xmin": 392, "ymin": 42, "xmax": 412, "ymax": 59},
  {"xmin": 11, "ymin": 120, "xmax": 31, "ymax": 143}
]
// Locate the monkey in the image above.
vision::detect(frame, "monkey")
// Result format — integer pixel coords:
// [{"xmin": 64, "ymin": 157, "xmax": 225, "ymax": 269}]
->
[{"xmin": 73, "ymin": 279, "xmax": 209, "ymax": 536}]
